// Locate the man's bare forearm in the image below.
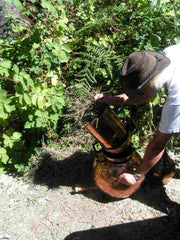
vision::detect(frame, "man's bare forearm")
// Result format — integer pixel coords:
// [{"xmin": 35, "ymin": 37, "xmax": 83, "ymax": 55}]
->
[
  {"xmin": 136, "ymin": 130, "xmax": 173, "ymax": 176},
  {"xmin": 108, "ymin": 94, "xmax": 149, "ymax": 105},
  {"xmin": 137, "ymin": 144, "xmax": 165, "ymax": 175}
]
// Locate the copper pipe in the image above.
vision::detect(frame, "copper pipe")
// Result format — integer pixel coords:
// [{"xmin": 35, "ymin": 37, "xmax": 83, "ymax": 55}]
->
[{"xmin": 105, "ymin": 140, "xmax": 131, "ymax": 154}]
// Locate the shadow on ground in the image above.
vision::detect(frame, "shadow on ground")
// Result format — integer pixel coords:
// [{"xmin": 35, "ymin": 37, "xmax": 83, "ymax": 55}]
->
[
  {"xmin": 64, "ymin": 214, "xmax": 180, "ymax": 240},
  {"xmin": 32, "ymin": 150, "xmax": 95, "ymax": 188},
  {"xmin": 32, "ymin": 150, "xmax": 116, "ymax": 203},
  {"xmin": 32, "ymin": 150, "xmax": 180, "ymax": 210}
]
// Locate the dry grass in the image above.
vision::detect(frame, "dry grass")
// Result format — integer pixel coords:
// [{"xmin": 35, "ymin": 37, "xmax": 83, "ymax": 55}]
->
[{"xmin": 65, "ymin": 89, "xmax": 108, "ymax": 126}]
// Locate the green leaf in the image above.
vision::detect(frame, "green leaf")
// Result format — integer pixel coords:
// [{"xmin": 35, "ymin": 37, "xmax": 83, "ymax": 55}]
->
[
  {"xmin": 32, "ymin": 94, "xmax": 38, "ymax": 105},
  {"xmin": 32, "ymin": 43, "xmax": 40, "ymax": 49},
  {"xmin": 13, "ymin": 73, "xmax": 19, "ymax": 82},
  {"xmin": 13, "ymin": 65, "xmax": 19, "ymax": 74},
  {"xmin": 3, "ymin": 134, "xmax": 13, "ymax": 148},
  {"xmin": 12, "ymin": 132, "xmax": 22, "ymax": 140},
  {"xmin": 24, "ymin": 93, "xmax": 31, "ymax": 105},
  {"xmin": 28, "ymin": 115, "xmax": 34, "ymax": 121},
  {"xmin": 37, "ymin": 96, "xmax": 44, "ymax": 109},
  {"xmin": 58, "ymin": 51, "xmax": 69, "ymax": 63},
  {"xmin": 32, "ymin": 86, "xmax": 41, "ymax": 94},
  {"xmin": 61, "ymin": 44, "xmax": 72, "ymax": 53},
  {"xmin": 41, "ymin": 0, "xmax": 58, "ymax": 18},
  {"xmin": 56, "ymin": 89, "xmax": 64, "ymax": 96},
  {"xmin": 52, "ymin": 47, "xmax": 69, "ymax": 62},
  {"xmin": 0, "ymin": 167, "xmax": 5, "ymax": 174},
  {"xmin": 0, "ymin": 147, "xmax": 9, "ymax": 164},
  {"xmin": 36, "ymin": 118, "xmax": 43, "ymax": 128},
  {"xmin": 35, "ymin": 110, "xmax": 44, "ymax": 117},
  {"xmin": 151, "ymin": 33, "xmax": 161, "ymax": 46},
  {"xmin": 14, "ymin": 163, "xmax": 25, "ymax": 172},
  {"xmin": 24, "ymin": 121, "xmax": 34, "ymax": 128},
  {"xmin": 0, "ymin": 88, "xmax": 7, "ymax": 100},
  {"xmin": 56, "ymin": 97, "xmax": 65, "ymax": 106},
  {"xmin": 0, "ymin": 106, "xmax": 8, "ymax": 119},
  {"xmin": 21, "ymin": 72, "xmax": 34, "ymax": 87},
  {"xmin": 0, "ymin": 60, "xmax": 11, "ymax": 69},
  {"xmin": 4, "ymin": 103, "xmax": 13, "ymax": 113},
  {"xmin": 13, "ymin": 0, "xmax": 23, "ymax": 10},
  {"xmin": 19, "ymin": 75, "xmax": 28, "ymax": 91}
]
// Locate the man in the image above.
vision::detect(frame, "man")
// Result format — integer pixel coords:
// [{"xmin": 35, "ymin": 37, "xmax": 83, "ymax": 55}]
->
[{"xmin": 95, "ymin": 45, "xmax": 180, "ymax": 186}]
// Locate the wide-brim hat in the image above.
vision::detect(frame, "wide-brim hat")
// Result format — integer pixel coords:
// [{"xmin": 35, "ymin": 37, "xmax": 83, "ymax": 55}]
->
[{"xmin": 121, "ymin": 50, "xmax": 170, "ymax": 96}]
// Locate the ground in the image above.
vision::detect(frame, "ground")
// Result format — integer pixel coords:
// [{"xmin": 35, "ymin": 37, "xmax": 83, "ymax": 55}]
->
[{"xmin": 0, "ymin": 146, "xmax": 180, "ymax": 240}]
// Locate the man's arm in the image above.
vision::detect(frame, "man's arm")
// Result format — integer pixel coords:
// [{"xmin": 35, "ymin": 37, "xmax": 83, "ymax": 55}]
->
[
  {"xmin": 137, "ymin": 130, "xmax": 173, "ymax": 175},
  {"xmin": 95, "ymin": 86, "xmax": 157, "ymax": 106},
  {"xmin": 119, "ymin": 130, "xmax": 173, "ymax": 186}
]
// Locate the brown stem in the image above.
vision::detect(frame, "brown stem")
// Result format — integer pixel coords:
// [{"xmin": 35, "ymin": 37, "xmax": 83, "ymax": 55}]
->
[{"xmin": 0, "ymin": 77, "xmax": 18, "ymax": 85}]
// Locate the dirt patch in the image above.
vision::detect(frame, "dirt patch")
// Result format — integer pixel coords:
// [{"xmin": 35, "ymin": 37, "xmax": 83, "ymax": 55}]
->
[{"xmin": 1, "ymin": 145, "xmax": 180, "ymax": 240}]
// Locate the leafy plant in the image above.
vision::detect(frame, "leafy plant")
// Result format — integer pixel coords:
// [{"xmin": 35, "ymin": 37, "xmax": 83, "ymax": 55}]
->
[{"xmin": 0, "ymin": 0, "xmax": 71, "ymax": 173}]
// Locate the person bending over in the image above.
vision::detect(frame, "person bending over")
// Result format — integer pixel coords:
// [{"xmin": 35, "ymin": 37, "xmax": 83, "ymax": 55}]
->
[{"xmin": 95, "ymin": 45, "xmax": 180, "ymax": 186}]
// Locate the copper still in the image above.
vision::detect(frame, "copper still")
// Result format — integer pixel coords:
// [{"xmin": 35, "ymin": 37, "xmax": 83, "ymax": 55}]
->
[{"xmin": 84, "ymin": 105, "xmax": 176, "ymax": 199}]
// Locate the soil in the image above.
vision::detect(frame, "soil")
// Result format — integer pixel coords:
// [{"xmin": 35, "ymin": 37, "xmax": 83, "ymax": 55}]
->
[{"xmin": 1, "ymin": 145, "xmax": 180, "ymax": 240}]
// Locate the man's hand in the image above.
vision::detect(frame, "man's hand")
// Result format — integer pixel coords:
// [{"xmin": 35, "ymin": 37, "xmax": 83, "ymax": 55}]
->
[
  {"xmin": 94, "ymin": 93, "xmax": 110, "ymax": 105},
  {"xmin": 118, "ymin": 173, "xmax": 137, "ymax": 186},
  {"xmin": 94, "ymin": 93, "xmax": 129, "ymax": 106}
]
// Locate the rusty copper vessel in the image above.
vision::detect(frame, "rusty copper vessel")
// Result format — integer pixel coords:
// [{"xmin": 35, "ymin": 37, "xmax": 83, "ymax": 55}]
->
[{"xmin": 85, "ymin": 106, "xmax": 176, "ymax": 199}]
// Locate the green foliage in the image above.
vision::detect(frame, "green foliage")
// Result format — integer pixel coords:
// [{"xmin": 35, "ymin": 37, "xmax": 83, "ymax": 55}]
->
[
  {"xmin": 0, "ymin": 0, "xmax": 70, "ymax": 173},
  {"xmin": 1, "ymin": 0, "xmax": 180, "ymax": 173},
  {"xmin": 72, "ymin": 45, "xmax": 123, "ymax": 96}
]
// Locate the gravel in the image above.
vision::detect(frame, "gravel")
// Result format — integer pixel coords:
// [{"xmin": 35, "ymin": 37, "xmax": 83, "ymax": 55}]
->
[{"xmin": 0, "ymin": 147, "xmax": 180, "ymax": 240}]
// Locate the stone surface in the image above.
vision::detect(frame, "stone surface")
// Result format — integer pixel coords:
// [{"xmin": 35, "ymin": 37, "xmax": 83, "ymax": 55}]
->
[
  {"xmin": 0, "ymin": 0, "xmax": 19, "ymax": 37},
  {"xmin": 0, "ymin": 148, "xmax": 180, "ymax": 240}
]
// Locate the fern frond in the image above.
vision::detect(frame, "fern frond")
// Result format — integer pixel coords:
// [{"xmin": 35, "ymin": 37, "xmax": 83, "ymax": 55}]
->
[{"xmin": 74, "ymin": 45, "xmax": 121, "ymax": 96}]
